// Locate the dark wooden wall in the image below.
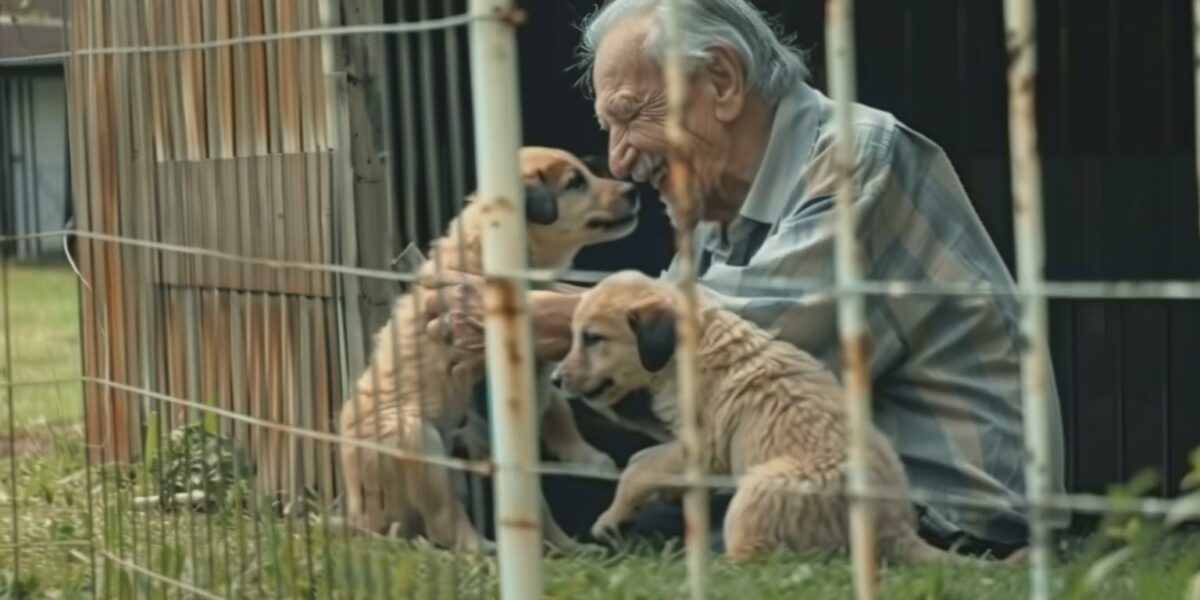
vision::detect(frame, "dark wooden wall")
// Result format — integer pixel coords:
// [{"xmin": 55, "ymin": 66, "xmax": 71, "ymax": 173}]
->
[{"xmin": 385, "ymin": 0, "xmax": 1200, "ymax": 535}]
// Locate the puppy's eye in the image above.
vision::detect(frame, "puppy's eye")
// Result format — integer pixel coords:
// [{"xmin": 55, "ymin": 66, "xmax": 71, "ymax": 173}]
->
[
  {"xmin": 565, "ymin": 171, "xmax": 587, "ymax": 191},
  {"xmin": 581, "ymin": 331, "xmax": 605, "ymax": 348}
]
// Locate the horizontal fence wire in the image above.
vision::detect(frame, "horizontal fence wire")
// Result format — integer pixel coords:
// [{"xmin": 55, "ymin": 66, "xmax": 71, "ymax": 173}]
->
[
  {"xmin": 0, "ymin": 15, "xmax": 484, "ymax": 66},
  {"xmin": 4, "ymin": 230, "xmax": 1200, "ymax": 301}
]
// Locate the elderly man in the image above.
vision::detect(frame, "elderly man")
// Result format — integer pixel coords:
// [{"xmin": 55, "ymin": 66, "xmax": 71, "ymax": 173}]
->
[{"xmin": 424, "ymin": 0, "xmax": 1066, "ymax": 559}]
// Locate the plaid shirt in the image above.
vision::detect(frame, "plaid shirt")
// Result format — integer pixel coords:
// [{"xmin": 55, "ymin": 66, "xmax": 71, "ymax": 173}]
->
[{"xmin": 662, "ymin": 80, "xmax": 1067, "ymax": 543}]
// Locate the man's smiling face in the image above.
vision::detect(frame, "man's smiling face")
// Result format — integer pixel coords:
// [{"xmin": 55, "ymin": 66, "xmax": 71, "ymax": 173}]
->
[{"xmin": 591, "ymin": 11, "xmax": 741, "ymax": 223}]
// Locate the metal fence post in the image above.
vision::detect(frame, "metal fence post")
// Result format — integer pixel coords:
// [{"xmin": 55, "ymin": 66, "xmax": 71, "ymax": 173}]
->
[
  {"xmin": 1194, "ymin": 0, "xmax": 1200, "ymax": 237},
  {"xmin": 1002, "ymin": 1, "xmax": 1054, "ymax": 599},
  {"xmin": 661, "ymin": 1, "xmax": 708, "ymax": 598},
  {"xmin": 468, "ymin": 1, "xmax": 544, "ymax": 598},
  {"xmin": 825, "ymin": 1, "xmax": 877, "ymax": 599}
]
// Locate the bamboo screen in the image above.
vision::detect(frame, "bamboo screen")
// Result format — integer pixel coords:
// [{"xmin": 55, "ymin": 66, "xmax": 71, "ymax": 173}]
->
[{"xmin": 67, "ymin": 0, "xmax": 347, "ymax": 501}]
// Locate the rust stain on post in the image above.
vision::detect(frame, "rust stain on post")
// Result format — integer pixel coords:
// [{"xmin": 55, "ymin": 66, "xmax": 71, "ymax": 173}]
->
[
  {"xmin": 840, "ymin": 334, "xmax": 871, "ymax": 392},
  {"xmin": 498, "ymin": 517, "xmax": 538, "ymax": 530}
]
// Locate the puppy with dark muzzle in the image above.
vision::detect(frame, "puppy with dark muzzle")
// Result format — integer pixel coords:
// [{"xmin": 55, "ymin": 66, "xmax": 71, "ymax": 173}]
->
[
  {"xmin": 551, "ymin": 270, "xmax": 1026, "ymax": 566},
  {"xmin": 338, "ymin": 147, "xmax": 638, "ymax": 554}
]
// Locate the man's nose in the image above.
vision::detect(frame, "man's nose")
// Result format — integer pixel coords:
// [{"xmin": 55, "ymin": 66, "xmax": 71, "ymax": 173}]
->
[
  {"xmin": 549, "ymin": 366, "xmax": 564, "ymax": 390},
  {"xmin": 608, "ymin": 143, "xmax": 635, "ymax": 180}
]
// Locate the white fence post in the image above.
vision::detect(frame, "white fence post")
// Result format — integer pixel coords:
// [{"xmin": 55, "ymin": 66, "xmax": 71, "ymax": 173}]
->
[
  {"xmin": 1002, "ymin": 1, "xmax": 1054, "ymax": 599},
  {"xmin": 825, "ymin": 1, "xmax": 878, "ymax": 599},
  {"xmin": 468, "ymin": 1, "xmax": 543, "ymax": 598},
  {"xmin": 662, "ymin": 1, "xmax": 709, "ymax": 598}
]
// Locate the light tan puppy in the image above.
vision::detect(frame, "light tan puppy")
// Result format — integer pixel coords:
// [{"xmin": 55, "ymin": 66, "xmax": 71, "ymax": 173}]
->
[
  {"xmin": 338, "ymin": 147, "xmax": 637, "ymax": 553},
  {"xmin": 551, "ymin": 270, "xmax": 982, "ymax": 565}
]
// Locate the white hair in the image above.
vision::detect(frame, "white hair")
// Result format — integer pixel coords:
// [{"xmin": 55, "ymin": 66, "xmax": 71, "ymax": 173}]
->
[{"xmin": 576, "ymin": 0, "xmax": 809, "ymax": 103}]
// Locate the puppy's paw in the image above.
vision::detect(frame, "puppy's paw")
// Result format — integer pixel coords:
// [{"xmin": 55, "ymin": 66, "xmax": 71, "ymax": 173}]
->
[
  {"xmin": 560, "ymin": 444, "xmax": 618, "ymax": 474},
  {"xmin": 590, "ymin": 508, "xmax": 628, "ymax": 542},
  {"xmin": 461, "ymin": 538, "xmax": 497, "ymax": 556}
]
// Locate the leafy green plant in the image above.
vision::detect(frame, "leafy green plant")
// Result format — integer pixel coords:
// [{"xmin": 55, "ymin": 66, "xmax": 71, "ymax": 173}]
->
[{"xmin": 148, "ymin": 420, "xmax": 251, "ymax": 513}]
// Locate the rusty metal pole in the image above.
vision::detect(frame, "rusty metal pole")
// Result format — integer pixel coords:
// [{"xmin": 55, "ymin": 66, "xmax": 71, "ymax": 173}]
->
[
  {"xmin": 468, "ymin": 1, "xmax": 543, "ymax": 597},
  {"xmin": 661, "ymin": 1, "xmax": 708, "ymax": 598},
  {"xmin": 1003, "ymin": 1, "xmax": 1054, "ymax": 599},
  {"xmin": 825, "ymin": 1, "xmax": 877, "ymax": 599}
]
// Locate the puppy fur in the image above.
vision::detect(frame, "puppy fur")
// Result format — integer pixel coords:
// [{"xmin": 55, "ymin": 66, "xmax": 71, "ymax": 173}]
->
[
  {"xmin": 552, "ymin": 270, "xmax": 1002, "ymax": 565},
  {"xmin": 338, "ymin": 147, "xmax": 637, "ymax": 553}
]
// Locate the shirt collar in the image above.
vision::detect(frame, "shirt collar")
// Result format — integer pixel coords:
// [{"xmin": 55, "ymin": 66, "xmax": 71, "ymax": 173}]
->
[{"xmin": 737, "ymin": 79, "xmax": 823, "ymax": 225}]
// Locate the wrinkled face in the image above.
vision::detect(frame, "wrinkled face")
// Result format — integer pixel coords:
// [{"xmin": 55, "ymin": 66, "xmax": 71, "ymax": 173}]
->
[
  {"xmin": 519, "ymin": 146, "xmax": 641, "ymax": 247},
  {"xmin": 551, "ymin": 270, "xmax": 678, "ymax": 410},
  {"xmin": 591, "ymin": 13, "xmax": 738, "ymax": 221}
]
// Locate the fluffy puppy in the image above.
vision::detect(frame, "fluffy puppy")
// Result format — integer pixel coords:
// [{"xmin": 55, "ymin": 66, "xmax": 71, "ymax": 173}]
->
[
  {"xmin": 338, "ymin": 147, "xmax": 638, "ymax": 553},
  {"xmin": 551, "ymin": 270, "xmax": 1002, "ymax": 565}
]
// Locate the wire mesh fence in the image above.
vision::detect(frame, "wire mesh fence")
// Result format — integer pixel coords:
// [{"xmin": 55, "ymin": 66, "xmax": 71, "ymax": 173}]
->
[{"xmin": 1, "ymin": 0, "xmax": 1199, "ymax": 599}]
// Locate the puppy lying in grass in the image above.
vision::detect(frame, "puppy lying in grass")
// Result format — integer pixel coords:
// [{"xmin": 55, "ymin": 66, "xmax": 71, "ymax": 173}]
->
[
  {"xmin": 338, "ymin": 147, "xmax": 637, "ymax": 553},
  {"xmin": 552, "ymin": 270, "xmax": 1025, "ymax": 565}
]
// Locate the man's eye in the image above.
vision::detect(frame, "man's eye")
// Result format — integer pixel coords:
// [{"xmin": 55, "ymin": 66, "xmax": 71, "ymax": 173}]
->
[{"xmin": 582, "ymin": 331, "xmax": 605, "ymax": 347}]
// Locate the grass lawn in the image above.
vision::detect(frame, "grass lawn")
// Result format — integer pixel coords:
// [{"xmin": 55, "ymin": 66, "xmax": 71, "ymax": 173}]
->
[
  {"xmin": 0, "ymin": 264, "xmax": 84, "ymax": 432},
  {"xmin": 2, "ymin": 265, "xmax": 1200, "ymax": 598},
  {"xmin": 2, "ymin": 435, "xmax": 1199, "ymax": 599}
]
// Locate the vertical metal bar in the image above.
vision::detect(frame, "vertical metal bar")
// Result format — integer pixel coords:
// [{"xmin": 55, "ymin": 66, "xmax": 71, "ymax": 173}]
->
[
  {"xmin": 1003, "ymin": 1, "xmax": 1054, "ymax": 599},
  {"xmin": 825, "ymin": 2, "xmax": 877, "ymax": 599},
  {"xmin": 660, "ymin": 1, "xmax": 707, "ymax": 598},
  {"xmin": 1194, "ymin": 0, "xmax": 1200, "ymax": 236},
  {"xmin": 3, "ymin": 241, "xmax": 17, "ymax": 586},
  {"xmin": 467, "ymin": 1, "xmax": 542, "ymax": 597},
  {"xmin": 25, "ymin": 78, "xmax": 41, "ymax": 258}
]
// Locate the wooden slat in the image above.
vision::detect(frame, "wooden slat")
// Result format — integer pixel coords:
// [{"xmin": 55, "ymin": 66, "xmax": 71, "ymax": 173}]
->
[
  {"xmin": 143, "ymin": 0, "xmax": 171, "ymax": 161},
  {"xmin": 248, "ymin": 0, "xmax": 270, "ymax": 156},
  {"xmin": 276, "ymin": 0, "xmax": 301, "ymax": 154},
  {"xmin": 215, "ymin": 0, "xmax": 236, "ymax": 158},
  {"xmin": 177, "ymin": 0, "xmax": 208, "ymax": 160}
]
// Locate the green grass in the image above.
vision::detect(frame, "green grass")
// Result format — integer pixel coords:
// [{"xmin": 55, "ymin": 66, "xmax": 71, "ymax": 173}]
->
[
  {"xmin": 2, "ymin": 265, "xmax": 1200, "ymax": 598},
  {"xmin": 2, "ymin": 442, "xmax": 1200, "ymax": 599},
  {"xmin": 0, "ymin": 264, "xmax": 84, "ymax": 431}
]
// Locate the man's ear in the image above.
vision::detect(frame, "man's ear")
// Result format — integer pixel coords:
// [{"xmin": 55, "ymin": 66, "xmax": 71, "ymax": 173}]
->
[
  {"xmin": 580, "ymin": 154, "xmax": 613, "ymax": 178},
  {"xmin": 627, "ymin": 303, "xmax": 677, "ymax": 373},
  {"xmin": 705, "ymin": 44, "xmax": 747, "ymax": 123},
  {"xmin": 524, "ymin": 179, "xmax": 559, "ymax": 224}
]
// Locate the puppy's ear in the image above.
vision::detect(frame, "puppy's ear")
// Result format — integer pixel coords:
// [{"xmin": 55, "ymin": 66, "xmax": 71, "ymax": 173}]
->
[
  {"xmin": 627, "ymin": 304, "xmax": 677, "ymax": 373},
  {"xmin": 523, "ymin": 179, "xmax": 559, "ymax": 225},
  {"xmin": 580, "ymin": 154, "xmax": 613, "ymax": 178}
]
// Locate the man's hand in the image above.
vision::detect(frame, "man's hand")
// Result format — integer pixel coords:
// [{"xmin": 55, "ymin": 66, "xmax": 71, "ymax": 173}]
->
[
  {"xmin": 417, "ymin": 271, "xmax": 486, "ymax": 365},
  {"xmin": 417, "ymin": 271, "xmax": 584, "ymax": 365}
]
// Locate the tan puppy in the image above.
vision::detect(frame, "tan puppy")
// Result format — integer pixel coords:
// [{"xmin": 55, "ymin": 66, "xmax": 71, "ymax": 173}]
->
[
  {"xmin": 338, "ymin": 147, "xmax": 637, "ymax": 553},
  {"xmin": 551, "ymin": 270, "xmax": 981, "ymax": 565}
]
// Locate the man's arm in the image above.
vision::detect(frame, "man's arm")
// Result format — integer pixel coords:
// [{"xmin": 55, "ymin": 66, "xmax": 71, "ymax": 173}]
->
[
  {"xmin": 528, "ymin": 289, "xmax": 582, "ymax": 362},
  {"xmin": 420, "ymin": 277, "xmax": 582, "ymax": 363}
]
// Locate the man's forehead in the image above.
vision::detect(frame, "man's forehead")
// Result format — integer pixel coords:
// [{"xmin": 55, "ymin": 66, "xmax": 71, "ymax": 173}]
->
[{"xmin": 591, "ymin": 11, "xmax": 657, "ymax": 94}]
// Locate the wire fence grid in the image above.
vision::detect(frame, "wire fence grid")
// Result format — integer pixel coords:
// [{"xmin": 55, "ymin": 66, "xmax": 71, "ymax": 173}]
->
[{"xmin": 0, "ymin": 0, "xmax": 1199, "ymax": 599}]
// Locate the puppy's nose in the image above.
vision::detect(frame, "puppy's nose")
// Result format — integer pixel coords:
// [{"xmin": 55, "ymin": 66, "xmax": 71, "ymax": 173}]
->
[{"xmin": 620, "ymin": 182, "xmax": 637, "ymax": 201}]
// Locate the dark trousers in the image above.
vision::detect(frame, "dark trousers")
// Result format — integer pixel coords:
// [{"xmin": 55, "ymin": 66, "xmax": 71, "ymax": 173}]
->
[{"xmin": 624, "ymin": 493, "xmax": 1027, "ymax": 561}]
